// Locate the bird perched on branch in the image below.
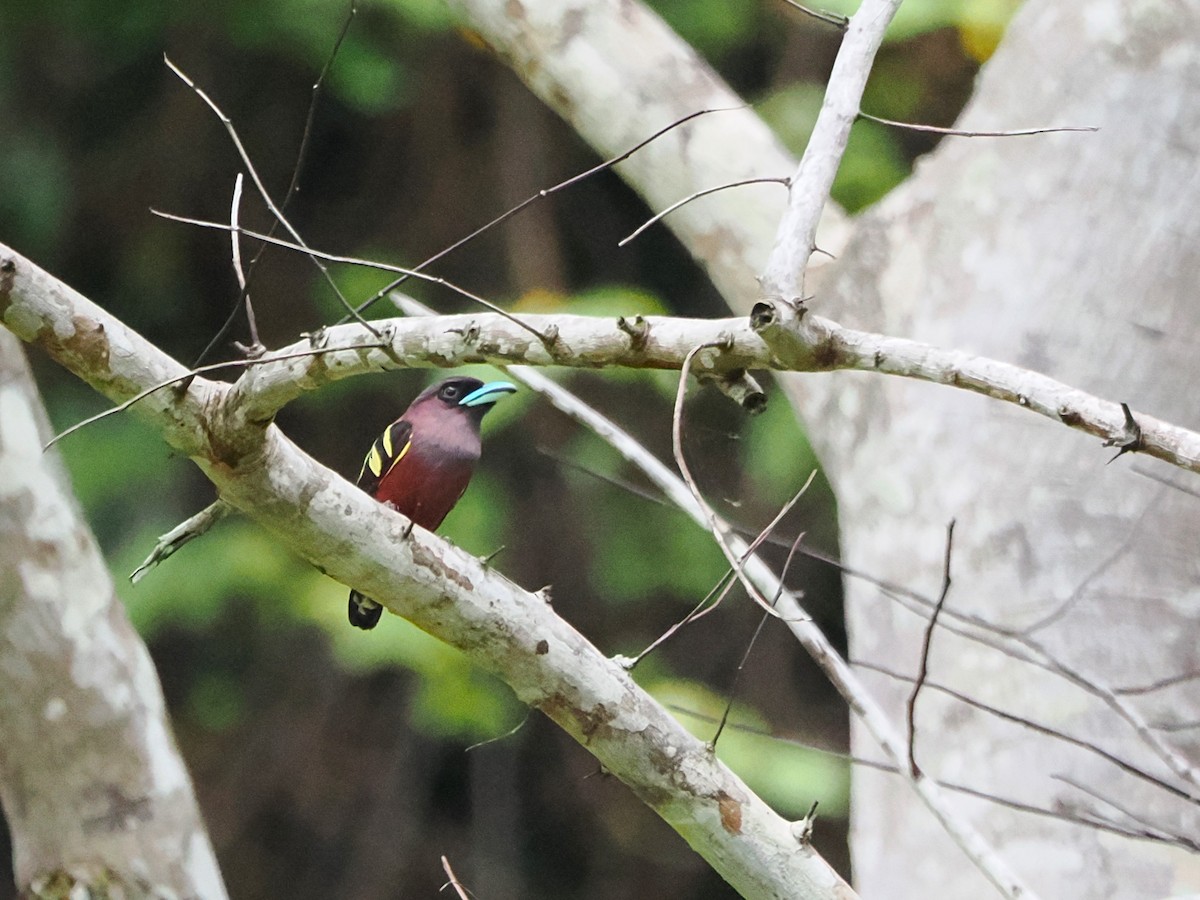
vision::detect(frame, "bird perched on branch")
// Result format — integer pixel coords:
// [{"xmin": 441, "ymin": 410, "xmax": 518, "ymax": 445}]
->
[{"xmin": 347, "ymin": 376, "xmax": 517, "ymax": 629}]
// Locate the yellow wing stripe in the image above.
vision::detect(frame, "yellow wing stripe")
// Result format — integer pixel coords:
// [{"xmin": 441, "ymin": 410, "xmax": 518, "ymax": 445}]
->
[
  {"xmin": 382, "ymin": 437, "xmax": 412, "ymax": 480},
  {"xmin": 366, "ymin": 445, "xmax": 384, "ymax": 477},
  {"xmin": 359, "ymin": 423, "xmax": 413, "ymax": 486}
]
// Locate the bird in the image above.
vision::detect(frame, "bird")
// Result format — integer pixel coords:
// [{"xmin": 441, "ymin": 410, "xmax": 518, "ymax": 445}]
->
[{"xmin": 347, "ymin": 375, "xmax": 517, "ymax": 629}]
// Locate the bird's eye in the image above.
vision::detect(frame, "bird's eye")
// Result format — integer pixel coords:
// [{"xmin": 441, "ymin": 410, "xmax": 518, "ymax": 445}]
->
[{"xmin": 440, "ymin": 384, "xmax": 460, "ymax": 401}]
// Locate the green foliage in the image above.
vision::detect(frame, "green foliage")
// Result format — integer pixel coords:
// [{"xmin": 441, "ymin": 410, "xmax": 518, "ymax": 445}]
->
[
  {"xmin": 186, "ymin": 670, "xmax": 248, "ymax": 732},
  {"xmin": 302, "ymin": 576, "xmax": 524, "ymax": 741},
  {"xmin": 647, "ymin": 0, "xmax": 761, "ymax": 58},
  {"xmin": 0, "ymin": 131, "xmax": 70, "ymax": 257},
  {"xmin": 817, "ymin": 0, "xmax": 1019, "ymax": 49},
  {"xmin": 757, "ymin": 83, "xmax": 907, "ymax": 212},
  {"xmin": 116, "ymin": 519, "xmax": 326, "ymax": 635}
]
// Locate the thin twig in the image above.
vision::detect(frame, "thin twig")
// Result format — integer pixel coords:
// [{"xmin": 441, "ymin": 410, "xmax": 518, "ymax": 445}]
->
[
  {"xmin": 164, "ymin": 55, "xmax": 377, "ymax": 335},
  {"xmin": 906, "ymin": 519, "xmax": 956, "ymax": 777},
  {"xmin": 669, "ymin": 704, "xmax": 1200, "ymax": 853},
  {"xmin": 673, "ymin": 344, "xmax": 794, "ymax": 619},
  {"xmin": 152, "ymin": 212, "xmax": 552, "ymax": 345},
  {"xmin": 760, "ymin": 0, "xmax": 903, "ymax": 297},
  {"xmin": 619, "ymin": 177, "xmax": 789, "ymax": 247},
  {"xmin": 780, "ymin": 0, "xmax": 849, "ymax": 29},
  {"xmin": 621, "ymin": 569, "xmax": 738, "ymax": 670},
  {"xmin": 336, "ymin": 106, "xmax": 744, "ymax": 324},
  {"xmin": 230, "ymin": 174, "xmax": 247, "ymax": 293},
  {"xmin": 228, "ymin": 173, "xmax": 263, "ymax": 353},
  {"xmin": 1051, "ymin": 775, "xmax": 1192, "ymax": 847},
  {"xmin": 862, "ymin": 661, "xmax": 1200, "ymax": 807},
  {"xmin": 712, "ymin": 526, "xmax": 809, "ymax": 749},
  {"xmin": 192, "ymin": 2, "xmax": 357, "ymax": 368},
  {"xmin": 439, "ymin": 855, "xmax": 472, "ymax": 900},
  {"xmin": 858, "ymin": 111, "xmax": 1099, "ymax": 138},
  {"xmin": 45, "ymin": 341, "xmax": 387, "ymax": 449},
  {"xmin": 1116, "ymin": 671, "xmax": 1200, "ymax": 696}
]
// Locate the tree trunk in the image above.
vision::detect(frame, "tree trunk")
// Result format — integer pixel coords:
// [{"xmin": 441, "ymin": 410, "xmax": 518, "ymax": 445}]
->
[
  {"xmin": 799, "ymin": 1, "xmax": 1200, "ymax": 895},
  {"xmin": 0, "ymin": 330, "xmax": 226, "ymax": 899}
]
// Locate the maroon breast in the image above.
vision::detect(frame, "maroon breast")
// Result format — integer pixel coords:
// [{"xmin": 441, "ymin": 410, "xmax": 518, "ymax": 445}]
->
[{"xmin": 374, "ymin": 410, "xmax": 483, "ymax": 531}]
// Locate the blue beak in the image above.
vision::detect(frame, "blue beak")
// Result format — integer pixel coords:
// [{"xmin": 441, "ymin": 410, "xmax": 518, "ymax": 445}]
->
[{"xmin": 459, "ymin": 380, "xmax": 518, "ymax": 408}]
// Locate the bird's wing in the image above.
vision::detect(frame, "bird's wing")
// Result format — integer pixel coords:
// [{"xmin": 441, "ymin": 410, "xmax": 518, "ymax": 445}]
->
[{"xmin": 356, "ymin": 420, "xmax": 414, "ymax": 497}]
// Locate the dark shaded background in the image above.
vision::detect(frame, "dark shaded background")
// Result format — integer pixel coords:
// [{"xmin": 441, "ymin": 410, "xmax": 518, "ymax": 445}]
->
[{"xmin": 0, "ymin": 0, "xmax": 996, "ymax": 895}]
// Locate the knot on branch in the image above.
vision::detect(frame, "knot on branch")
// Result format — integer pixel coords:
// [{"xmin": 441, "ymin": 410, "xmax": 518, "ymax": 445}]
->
[{"xmin": 748, "ymin": 298, "xmax": 819, "ymax": 369}]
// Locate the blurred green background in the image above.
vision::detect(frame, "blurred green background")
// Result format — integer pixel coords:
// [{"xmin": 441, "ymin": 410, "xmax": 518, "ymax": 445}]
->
[{"xmin": 0, "ymin": 0, "xmax": 1015, "ymax": 896}]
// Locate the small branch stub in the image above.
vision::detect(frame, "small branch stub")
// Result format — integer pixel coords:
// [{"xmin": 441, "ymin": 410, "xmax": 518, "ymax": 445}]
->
[
  {"xmin": 749, "ymin": 298, "xmax": 820, "ymax": 369},
  {"xmin": 617, "ymin": 314, "xmax": 650, "ymax": 351},
  {"xmin": 792, "ymin": 800, "xmax": 820, "ymax": 845},
  {"xmin": 702, "ymin": 368, "xmax": 767, "ymax": 415}
]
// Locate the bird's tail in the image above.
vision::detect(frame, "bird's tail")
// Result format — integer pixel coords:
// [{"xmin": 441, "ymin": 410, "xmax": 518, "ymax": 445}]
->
[{"xmin": 348, "ymin": 589, "xmax": 383, "ymax": 630}]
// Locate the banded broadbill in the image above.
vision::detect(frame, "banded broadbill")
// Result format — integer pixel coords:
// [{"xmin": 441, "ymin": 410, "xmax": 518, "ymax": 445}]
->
[{"xmin": 347, "ymin": 376, "xmax": 516, "ymax": 629}]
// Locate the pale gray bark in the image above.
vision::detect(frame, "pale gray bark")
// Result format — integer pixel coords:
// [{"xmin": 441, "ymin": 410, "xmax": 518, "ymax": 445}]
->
[
  {"xmin": 0, "ymin": 329, "xmax": 227, "ymax": 899},
  {"xmin": 800, "ymin": 1, "xmax": 1200, "ymax": 896}
]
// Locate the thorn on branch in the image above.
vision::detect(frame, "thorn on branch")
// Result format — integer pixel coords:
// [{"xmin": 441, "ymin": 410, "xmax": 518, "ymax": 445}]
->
[
  {"xmin": 1058, "ymin": 406, "xmax": 1083, "ymax": 428},
  {"xmin": 446, "ymin": 321, "xmax": 480, "ymax": 345},
  {"xmin": 480, "ymin": 544, "xmax": 506, "ymax": 566},
  {"xmin": 617, "ymin": 315, "xmax": 650, "ymax": 351},
  {"xmin": 1104, "ymin": 402, "xmax": 1143, "ymax": 463},
  {"xmin": 791, "ymin": 800, "xmax": 820, "ymax": 845}
]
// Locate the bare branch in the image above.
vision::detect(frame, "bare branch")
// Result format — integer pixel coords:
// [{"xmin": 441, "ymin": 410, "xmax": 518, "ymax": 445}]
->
[
  {"xmin": 780, "ymin": 0, "xmax": 849, "ymax": 29},
  {"xmin": 907, "ymin": 519, "xmax": 955, "ymax": 777},
  {"xmin": 862, "ymin": 661, "xmax": 1200, "ymax": 807},
  {"xmin": 858, "ymin": 111, "xmax": 1099, "ymax": 138},
  {"xmin": 386, "ymin": 294, "xmax": 1042, "ymax": 898},
  {"xmin": 131, "ymin": 501, "xmax": 232, "ymax": 584},
  {"xmin": 760, "ymin": 0, "xmax": 903, "ymax": 298},
  {"xmin": 338, "ymin": 107, "xmax": 745, "ymax": 323},
  {"xmin": 163, "ymin": 55, "xmax": 377, "ymax": 335},
  {"xmin": 750, "ymin": 299, "xmax": 1200, "ymax": 475},
  {"xmin": 439, "ymin": 856, "xmax": 472, "ymax": 900},
  {"xmin": 671, "ymin": 705, "xmax": 1200, "ymax": 853},
  {"xmin": 619, "ymin": 177, "xmax": 789, "ymax": 247},
  {"xmin": 446, "ymin": 0, "xmax": 826, "ymax": 313}
]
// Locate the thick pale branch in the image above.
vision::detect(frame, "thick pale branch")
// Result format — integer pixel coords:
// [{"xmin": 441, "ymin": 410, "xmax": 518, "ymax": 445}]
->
[
  {"xmin": 752, "ymin": 300, "xmax": 1200, "ymax": 475},
  {"xmin": 5, "ymin": 246, "xmax": 1200, "ymax": 477},
  {"xmin": 225, "ymin": 313, "xmax": 766, "ymax": 424},
  {"xmin": 0, "ymin": 260, "xmax": 851, "ymax": 898}
]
